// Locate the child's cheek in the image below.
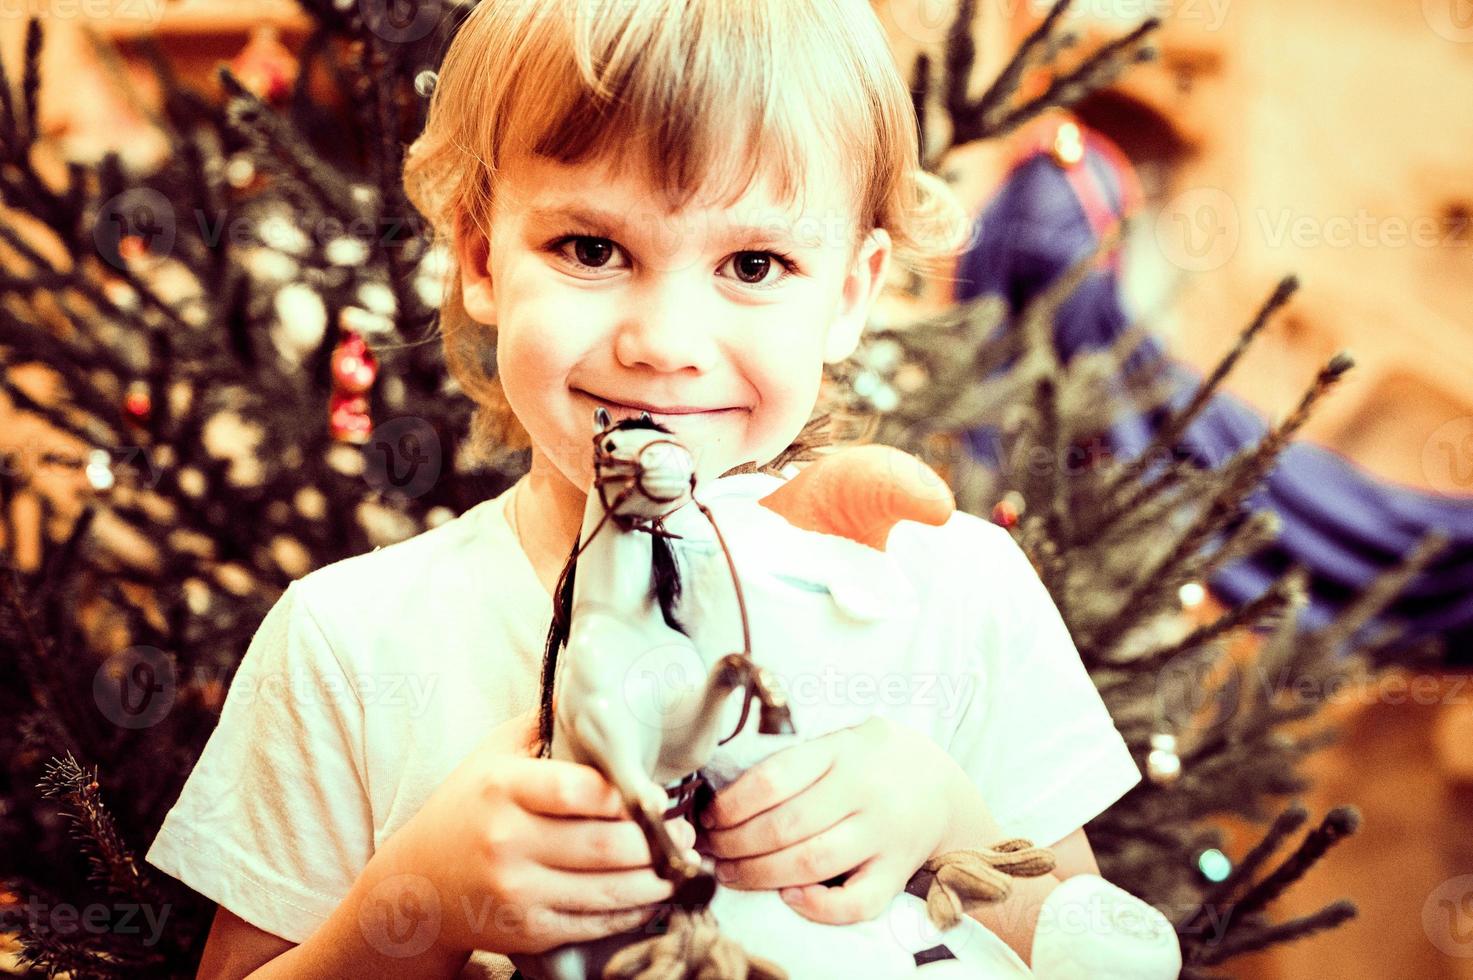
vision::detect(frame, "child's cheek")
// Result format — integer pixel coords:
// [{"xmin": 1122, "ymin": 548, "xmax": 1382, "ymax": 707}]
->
[
  {"xmin": 496, "ymin": 294, "xmax": 588, "ymax": 397},
  {"xmin": 741, "ymin": 348, "xmax": 827, "ymax": 460}
]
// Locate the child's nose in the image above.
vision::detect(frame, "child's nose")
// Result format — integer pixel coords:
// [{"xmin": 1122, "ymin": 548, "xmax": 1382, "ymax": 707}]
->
[{"xmin": 613, "ymin": 280, "xmax": 721, "ymax": 374}]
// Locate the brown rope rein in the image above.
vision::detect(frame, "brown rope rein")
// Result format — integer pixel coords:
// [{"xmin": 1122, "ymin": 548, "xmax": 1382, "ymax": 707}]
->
[
  {"xmin": 602, "ymin": 906, "xmax": 787, "ymax": 980},
  {"xmin": 918, "ymin": 838, "xmax": 1058, "ymax": 930}
]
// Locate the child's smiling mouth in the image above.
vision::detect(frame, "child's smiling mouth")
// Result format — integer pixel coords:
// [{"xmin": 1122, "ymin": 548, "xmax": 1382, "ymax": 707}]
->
[{"xmin": 573, "ymin": 388, "xmax": 745, "ymax": 426}]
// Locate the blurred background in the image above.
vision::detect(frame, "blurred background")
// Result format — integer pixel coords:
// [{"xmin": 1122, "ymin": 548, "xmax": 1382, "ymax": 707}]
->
[{"xmin": 0, "ymin": 1, "xmax": 1469, "ymax": 977}]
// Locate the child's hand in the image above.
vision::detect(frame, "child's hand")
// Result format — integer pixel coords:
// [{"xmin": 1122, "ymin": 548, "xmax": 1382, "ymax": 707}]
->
[
  {"xmin": 697, "ymin": 715, "xmax": 978, "ymax": 926},
  {"xmin": 373, "ymin": 708, "xmax": 698, "ymax": 956}
]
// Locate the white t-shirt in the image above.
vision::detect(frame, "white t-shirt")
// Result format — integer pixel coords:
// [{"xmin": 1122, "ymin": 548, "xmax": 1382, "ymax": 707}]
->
[{"xmin": 145, "ymin": 472, "xmax": 1141, "ymax": 978}]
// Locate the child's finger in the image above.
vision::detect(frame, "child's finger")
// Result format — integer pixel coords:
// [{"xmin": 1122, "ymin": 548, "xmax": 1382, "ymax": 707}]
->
[
  {"xmin": 714, "ymin": 814, "xmax": 869, "ymax": 891},
  {"xmin": 508, "ymin": 759, "xmax": 627, "ymax": 818},
  {"xmin": 780, "ymin": 853, "xmax": 897, "ymax": 925},
  {"xmin": 534, "ymin": 814, "xmax": 697, "ymax": 871},
  {"xmin": 541, "ymin": 865, "xmax": 683, "ymax": 913},
  {"xmin": 534, "ymin": 903, "xmax": 663, "ymax": 948},
  {"xmin": 704, "ymin": 771, "xmax": 851, "ymax": 860},
  {"xmin": 700, "ymin": 737, "xmax": 836, "ymax": 831}
]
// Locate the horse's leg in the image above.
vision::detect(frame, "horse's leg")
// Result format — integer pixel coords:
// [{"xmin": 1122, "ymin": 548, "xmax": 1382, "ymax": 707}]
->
[
  {"xmin": 568, "ymin": 702, "xmax": 716, "ymax": 909},
  {"xmin": 711, "ymin": 653, "xmax": 796, "ymax": 736},
  {"xmin": 652, "ymin": 654, "xmax": 798, "ymax": 787}
]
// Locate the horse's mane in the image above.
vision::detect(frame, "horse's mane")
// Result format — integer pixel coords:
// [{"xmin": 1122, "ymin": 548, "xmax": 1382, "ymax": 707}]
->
[{"xmin": 649, "ymin": 533, "xmax": 685, "ymax": 635}]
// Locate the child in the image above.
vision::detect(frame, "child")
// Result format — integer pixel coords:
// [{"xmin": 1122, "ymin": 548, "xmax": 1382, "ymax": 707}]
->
[{"xmin": 145, "ymin": 1, "xmax": 1166, "ymax": 977}]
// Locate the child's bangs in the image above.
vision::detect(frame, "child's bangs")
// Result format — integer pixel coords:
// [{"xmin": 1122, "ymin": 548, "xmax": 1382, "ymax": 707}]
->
[{"xmin": 497, "ymin": 0, "xmax": 870, "ymax": 220}]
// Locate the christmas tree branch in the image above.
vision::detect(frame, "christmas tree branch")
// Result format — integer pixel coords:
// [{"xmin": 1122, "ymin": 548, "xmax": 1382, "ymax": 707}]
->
[
  {"xmin": 951, "ymin": 0, "xmax": 1075, "ymax": 143},
  {"xmin": 911, "ymin": 52, "xmax": 930, "ymax": 160},
  {"xmin": 1099, "ymin": 277, "xmax": 1300, "ymax": 520},
  {"xmin": 1307, "ymin": 530, "xmax": 1447, "ymax": 656},
  {"xmin": 1198, "ymin": 899, "xmax": 1358, "ymax": 965},
  {"xmin": 1193, "ymin": 509, "xmax": 1283, "ymax": 581},
  {"xmin": 0, "ymin": 20, "xmax": 21, "ymax": 148},
  {"xmin": 1241, "ymin": 804, "xmax": 1359, "ymax": 917},
  {"xmin": 1090, "ymin": 355, "xmax": 1352, "ymax": 654},
  {"xmin": 0, "ymin": 553, "xmax": 87, "ymax": 764},
  {"xmin": 218, "ymin": 67, "xmax": 359, "ymax": 216},
  {"xmin": 981, "ymin": 20, "xmax": 1160, "ymax": 142},
  {"xmin": 1182, "ymin": 803, "xmax": 1308, "ymax": 933},
  {"xmin": 37, "ymin": 753, "xmax": 164, "ymax": 905},
  {"xmin": 1115, "ymin": 572, "xmax": 1301, "ymax": 673},
  {"xmin": 939, "ymin": 0, "xmax": 1161, "ymax": 148}
]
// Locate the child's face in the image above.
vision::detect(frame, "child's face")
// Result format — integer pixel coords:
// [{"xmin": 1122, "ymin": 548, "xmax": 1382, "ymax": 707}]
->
[{"xmin": 455, "ymin": 145, "xmax": 891, "ymax": 496}]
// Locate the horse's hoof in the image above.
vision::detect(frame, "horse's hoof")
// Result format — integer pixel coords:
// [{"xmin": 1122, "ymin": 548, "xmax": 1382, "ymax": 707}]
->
[
  {"xmin": 671, "ymin": 869, "xmax": 717, "ymax": 909},
  {"xmin": 758, "ymin": 705, "xmax": 795, "ymax": 735}
]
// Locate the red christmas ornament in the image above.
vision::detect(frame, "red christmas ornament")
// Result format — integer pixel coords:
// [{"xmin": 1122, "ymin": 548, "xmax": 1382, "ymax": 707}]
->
[
  {"xmin": 118, "ymin": 235, "xmax": 149, "ymax": 263},
  {"xmin": 991, "ymin": 499, "xmax": 1019, "ymax": 529},
  {"xmin": 329, "ymin": 315, "xmax": 378, "ymax": 444},
  {"xmin": 122, "ymin": 380, "xmax": 152, "ymax": 426},
  {"xmin": 331, "ymin": 331, "xmax": 378, "ymax": 394},
  {"xmin": 228, "ymin": 25, "xmax": 299, "ymax": 105}
]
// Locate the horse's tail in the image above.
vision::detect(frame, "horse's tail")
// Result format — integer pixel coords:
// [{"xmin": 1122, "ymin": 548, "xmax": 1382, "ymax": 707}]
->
[{"xmin": 537, "ymin": 540, "xmax": 580, "ymax": 758}]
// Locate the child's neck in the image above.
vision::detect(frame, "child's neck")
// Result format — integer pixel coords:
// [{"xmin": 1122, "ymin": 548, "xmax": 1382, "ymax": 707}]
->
[{"xmin": 511, "ymin": 466, "xmax": 587, "ymax": 600}]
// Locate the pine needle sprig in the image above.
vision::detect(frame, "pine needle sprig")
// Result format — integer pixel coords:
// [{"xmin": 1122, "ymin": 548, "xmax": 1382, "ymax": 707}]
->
[{"xmin": 36, "ymin": 753, "xmax": 162, "ymax": 907}]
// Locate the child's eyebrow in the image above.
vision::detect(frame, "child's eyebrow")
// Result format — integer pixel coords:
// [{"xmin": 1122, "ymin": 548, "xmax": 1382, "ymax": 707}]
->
[{"xmin": 527, "ymin": 203, "xmax": 817, "ymax": 250}]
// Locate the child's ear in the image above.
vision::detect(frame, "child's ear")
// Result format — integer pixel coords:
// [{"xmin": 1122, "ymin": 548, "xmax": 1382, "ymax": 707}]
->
[
  {"xmin": 453, "ymin": 210, "xmax": 497, "ymax": 325},
  {"xmin": 823, "ymin": 227, "xmax": 893, "ymax": 364}
]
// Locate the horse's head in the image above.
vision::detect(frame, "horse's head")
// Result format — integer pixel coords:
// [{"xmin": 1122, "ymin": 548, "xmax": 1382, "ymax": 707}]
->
[{"xmin": 591, "ymin": 406, "xmax": 696, "ymax": 521}]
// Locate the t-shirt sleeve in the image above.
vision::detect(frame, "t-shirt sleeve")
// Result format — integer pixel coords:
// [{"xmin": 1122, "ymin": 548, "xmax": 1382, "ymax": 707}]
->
[
  {"xmin": 144, "ymin": 578, "xmax": 373, "ymax": 944},
  {"xmin": 943, "ymin": 518, "xmax": 1141, "ymax": 849}
]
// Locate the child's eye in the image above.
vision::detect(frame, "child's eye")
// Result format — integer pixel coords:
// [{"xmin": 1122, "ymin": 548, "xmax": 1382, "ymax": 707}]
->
[
  {"xmin": 551, "ymin": 235, "xmax": 626, "ymax": 271},
  {"xmin": 719, "ymin": 251, "xmax": 799, "ymax": 289}
]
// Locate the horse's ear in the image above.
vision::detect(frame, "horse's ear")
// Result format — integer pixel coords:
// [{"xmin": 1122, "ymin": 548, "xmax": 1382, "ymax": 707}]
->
[{"xmin": 594, "ymin": 406, "xmax": 610, "ymax": 431}]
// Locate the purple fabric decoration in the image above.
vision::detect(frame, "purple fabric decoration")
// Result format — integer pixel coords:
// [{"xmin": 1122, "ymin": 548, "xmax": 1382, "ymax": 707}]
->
[{"xmin": 953, "ymin": 151, "xmax": 1473, "ymax": 660}]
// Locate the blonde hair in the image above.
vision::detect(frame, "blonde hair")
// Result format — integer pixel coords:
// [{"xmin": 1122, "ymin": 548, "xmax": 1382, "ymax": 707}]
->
[{"xmin": 402, "ymin": 0, "xmax": 969, "ymax": 471}]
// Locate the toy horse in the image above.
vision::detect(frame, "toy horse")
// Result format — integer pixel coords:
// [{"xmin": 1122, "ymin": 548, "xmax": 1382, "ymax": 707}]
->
[{"xmin": 511, "ymin": 407, "xmax": 797, "ymax": 980}]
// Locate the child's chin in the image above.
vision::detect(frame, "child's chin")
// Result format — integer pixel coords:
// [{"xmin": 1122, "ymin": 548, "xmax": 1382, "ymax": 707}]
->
[{"xmin": 689, "ymin": 440, "xmax": 751, "ymax": 477}]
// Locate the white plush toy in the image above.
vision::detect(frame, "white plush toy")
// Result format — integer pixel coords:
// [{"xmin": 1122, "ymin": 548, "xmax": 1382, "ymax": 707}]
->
[{"xmin": 663, "ymin": 451, "xmax": 1181, "ymax": 979}]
